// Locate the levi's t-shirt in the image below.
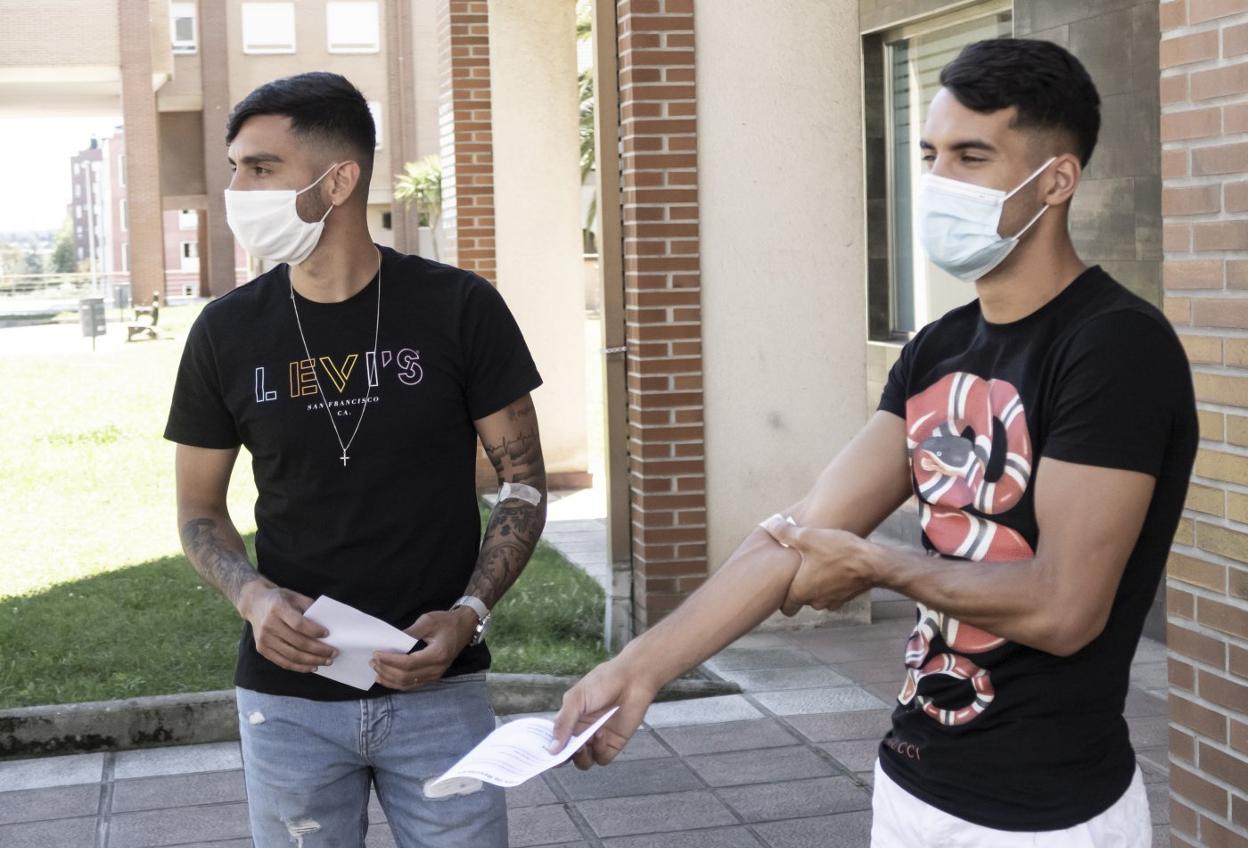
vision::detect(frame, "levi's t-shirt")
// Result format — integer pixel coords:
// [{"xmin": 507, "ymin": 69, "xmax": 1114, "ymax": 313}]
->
[
  {"xmin": 876, "ymin": 266, "xmax": 1196, "ymax": 830},
  {"xmin": 164, "ymin": 245, "xmax": 543, "ymax": 700}
]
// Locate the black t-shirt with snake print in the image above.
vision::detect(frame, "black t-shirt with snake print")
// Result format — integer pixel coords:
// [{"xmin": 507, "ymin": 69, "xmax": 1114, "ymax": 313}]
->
[{"xmin": 876, "ymin": 265, "xmax": 1196, "ymax": 831}]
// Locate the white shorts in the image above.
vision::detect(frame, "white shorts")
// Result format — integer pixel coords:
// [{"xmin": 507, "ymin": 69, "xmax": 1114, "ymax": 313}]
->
[{"xmin": 870, "ymin": 759, "xmax": 1152, "ymax": 847}]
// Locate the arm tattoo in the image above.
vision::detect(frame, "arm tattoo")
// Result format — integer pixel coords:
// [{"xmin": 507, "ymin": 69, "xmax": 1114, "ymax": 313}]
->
[
  {"xmin": 179, "ymin": 518, "xmax": 262, "ymax": 611},
  {"xmin": 466, "ymin": 404, "xmax": 548, "ymax": 608}
]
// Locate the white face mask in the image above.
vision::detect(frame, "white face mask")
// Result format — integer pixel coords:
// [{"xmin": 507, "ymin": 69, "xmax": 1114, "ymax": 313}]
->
[
  {"xmin": 224, "ymin": 162, "xmax": 339, "ymax": 266},
  {"xmin": 917, "ymin": 156, "xmax": 1056, "ymax": 282}
]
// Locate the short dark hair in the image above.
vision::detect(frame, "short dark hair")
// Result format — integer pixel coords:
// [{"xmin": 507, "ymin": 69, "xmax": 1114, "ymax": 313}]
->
[
  {"xmin": 226, "ymin": 71, "xmax": 375, "ymax": 182},
  {"xmin": 939, "ymin": 38, "xmax": 1101, "ymax": 167}
]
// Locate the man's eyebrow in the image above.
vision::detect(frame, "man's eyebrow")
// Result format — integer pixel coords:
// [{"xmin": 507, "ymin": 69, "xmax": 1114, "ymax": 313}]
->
[
  {"xmin": 919, "ymin": 138, "xmax": 999, "ymax": 154},
  {"xmin": 226, "ymin": 152, "xmax": 285, "ymax": 166}
]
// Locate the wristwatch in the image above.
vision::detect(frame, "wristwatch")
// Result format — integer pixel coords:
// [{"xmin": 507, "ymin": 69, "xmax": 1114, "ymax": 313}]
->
[{"xmin": 452, "ymin": 595, "xmax": 491, "ymax": 646}]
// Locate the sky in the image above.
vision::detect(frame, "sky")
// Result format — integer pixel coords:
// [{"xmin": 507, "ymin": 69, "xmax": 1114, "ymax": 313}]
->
[{"xmin": 0, "ymin": 116, "xmax": 123, "ymax": 234}]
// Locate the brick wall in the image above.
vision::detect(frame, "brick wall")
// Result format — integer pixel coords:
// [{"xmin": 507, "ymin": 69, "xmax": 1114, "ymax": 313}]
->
[
  {"xmin": 615, "ymin": 0, "xmax": 707, "ymax": 631},
  {"xmin": 1159, "ymin": 0, "xmax": 1248, "ymax": 842},
  {"xmin": 437, "ymin": 0, "xmax": 498, "ymax": 491},
  {"xmin": 436, "ymin": 0, "xmax": 496, "ymax": 283}
]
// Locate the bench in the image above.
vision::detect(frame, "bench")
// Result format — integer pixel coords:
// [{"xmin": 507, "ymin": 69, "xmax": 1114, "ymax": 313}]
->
[{"xmin": 127, "ymin": 292, "xmax": 161, "ymax": 342}]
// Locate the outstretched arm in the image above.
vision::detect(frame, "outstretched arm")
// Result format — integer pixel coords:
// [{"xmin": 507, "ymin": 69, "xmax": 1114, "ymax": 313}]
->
[{"xmin": 551, "ymin": 410, "xmax": 914, "ymax": 765}]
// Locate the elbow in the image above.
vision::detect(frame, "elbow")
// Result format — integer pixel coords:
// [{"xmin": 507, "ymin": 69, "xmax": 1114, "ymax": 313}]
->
[{"xmin": 1035, "ymin": 606, "xmax": 1109, "ymax": 657}]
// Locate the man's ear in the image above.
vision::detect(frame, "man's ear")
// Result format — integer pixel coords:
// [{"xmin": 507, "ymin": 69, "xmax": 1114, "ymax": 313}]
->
[
  {"xmin": 329, "ymin": 160, "xmax": 363, "ymax": 205},
  {"xmin": 1043, "ymin": 153, "xmax": 1081, "ymax": 208}
]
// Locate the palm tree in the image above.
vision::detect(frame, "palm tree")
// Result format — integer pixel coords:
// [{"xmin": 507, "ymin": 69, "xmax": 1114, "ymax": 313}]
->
[
  {"xmin": 393, "ymin": 155, "xmax": 443, "ymax": 260},
  {"xmin": 577, "ymin": 0, "xmax": 596, "ymax": 252}
]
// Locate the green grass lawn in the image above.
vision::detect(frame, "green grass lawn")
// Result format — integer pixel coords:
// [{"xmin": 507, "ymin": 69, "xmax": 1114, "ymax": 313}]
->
[{"xmin": 0, "ymin": 307, "xmax": 607, "ymax": 709}]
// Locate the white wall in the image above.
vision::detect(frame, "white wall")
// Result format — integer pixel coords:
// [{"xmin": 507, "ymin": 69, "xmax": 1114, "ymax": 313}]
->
[
  {"xmin": 488, "ymin": 0, "xmax": 589, "ymax": 475},
  {"xmin": 697, "ymin": 0, "xmax": 869, "ymax": 580}
]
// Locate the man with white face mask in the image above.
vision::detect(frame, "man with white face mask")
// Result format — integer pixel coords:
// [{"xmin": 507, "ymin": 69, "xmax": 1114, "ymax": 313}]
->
[
  {"xmin": 165, "ymin": 72, "xmax": 546, "ymax": 847},
  {"xmin": 550, "ymin": 39, "xmax": 1195, "ymax": 846}
]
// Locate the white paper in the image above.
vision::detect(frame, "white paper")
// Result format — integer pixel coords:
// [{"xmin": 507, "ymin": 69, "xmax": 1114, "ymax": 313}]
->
[
  {"xmin": 302, "ymin": 595, "xmax": 418, "ymax": 691},
  {"xmin": 426, "ymin": 707, "xmax": 621, "ymax": 796}
]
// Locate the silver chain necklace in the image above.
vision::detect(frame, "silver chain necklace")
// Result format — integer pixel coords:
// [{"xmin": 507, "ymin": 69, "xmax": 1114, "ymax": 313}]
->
[{"xmin": 288, "ymin": 248, "xmax": 382, "ymax": 467}]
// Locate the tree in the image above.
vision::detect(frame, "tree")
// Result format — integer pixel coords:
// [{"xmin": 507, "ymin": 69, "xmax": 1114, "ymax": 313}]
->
[
  {"xmin": 393, "ymin": 155, "xmax": 443, "ymax": 260},
  {"xmin": 577, "ymin": 0, "xmax": 597, "ymax": 251},
  {"xmin": 50, "ymin": 218, "xmax": 77, "ymax": 274}
]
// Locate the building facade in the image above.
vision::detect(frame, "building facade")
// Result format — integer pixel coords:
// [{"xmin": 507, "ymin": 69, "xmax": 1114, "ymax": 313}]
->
[
  {"xmin": 69, "ymin": 127, "xmax": 248, "ymax": 298},
  {"xmin": 2, "ymin": 1, "xmax": 1245, "ymax": 842}
]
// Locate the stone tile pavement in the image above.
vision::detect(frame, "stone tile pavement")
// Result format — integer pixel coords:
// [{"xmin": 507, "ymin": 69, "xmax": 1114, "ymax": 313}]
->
[{"xmin": 0, "ymin": 617, "xmax": 1173, "ymax": 848}]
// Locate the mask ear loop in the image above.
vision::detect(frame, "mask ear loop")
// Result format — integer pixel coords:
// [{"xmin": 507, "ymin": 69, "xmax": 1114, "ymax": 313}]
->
[
  {"xmin": 1002, "ymin": 156, "xmax": 1058, "ymax": 239},
  {"xmin": 296, "ymin": 162, "xmax": 341, "ymax": 223}
]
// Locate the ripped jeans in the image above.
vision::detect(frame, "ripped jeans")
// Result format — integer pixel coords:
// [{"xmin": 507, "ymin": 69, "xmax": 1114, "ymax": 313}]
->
[{"xmin": 236, "ymin": 673, "xmax": 506, "ymax": 847}]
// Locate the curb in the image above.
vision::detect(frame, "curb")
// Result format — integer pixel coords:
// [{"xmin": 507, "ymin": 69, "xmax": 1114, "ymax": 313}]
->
[{"xmin": 0, "ymin": 671, "xmax": 738, "ymax": 761}]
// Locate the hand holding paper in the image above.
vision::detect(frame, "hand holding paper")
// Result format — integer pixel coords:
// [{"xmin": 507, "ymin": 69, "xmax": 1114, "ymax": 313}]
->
[
  {"xmin": 302, "ymin": 596, "xmax": 418, "ymax": 690},
  {"xmin": 426, "ymin": 707, "xmax": 620, "ymax": 797}
]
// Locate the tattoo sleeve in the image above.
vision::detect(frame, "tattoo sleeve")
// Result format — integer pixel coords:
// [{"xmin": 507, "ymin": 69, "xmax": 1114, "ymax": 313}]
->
[
  {"xmin": 179, "ymin": 517, "xmax": 263, "ymax": 612},
  {"xmin": 465, "ymin": 399, "xmax": 549, "ymax": 609}
]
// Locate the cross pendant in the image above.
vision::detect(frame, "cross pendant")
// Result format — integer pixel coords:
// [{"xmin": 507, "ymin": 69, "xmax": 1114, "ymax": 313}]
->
[{"xmin": 340, "ymin": 451, "xmax": 349, "ymax": 467}]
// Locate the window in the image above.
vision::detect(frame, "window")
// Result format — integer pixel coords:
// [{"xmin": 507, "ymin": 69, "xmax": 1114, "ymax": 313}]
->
[
  {"xmin": 179, "ymin": 208, "xmax": 198, "ymax": 229},
  {"xmin": 242, "ymin": 2, "xmax": 296, "ymax": 54},
  {"xmin": 75, "ymin": 206, "xmax": 81, "ymax": 220},
  {"xmin": 327, "ymin": 1, "xmax": 380, "ymax": 53},
  {"xmin": 368, "ymin": 101, "xmax": 383, "ymax": 150},
  {"xmin": 74, "ymin": 182, "xmax": 81, "ymax": 199},
  {"xmin": 118, "ymin": 154, "xmax": 126, "ymax": 187},
  {"xmin": 181, "ymin": 241, "xmax": 199, "ymax": 271},
  {"xmin": 171, "ymin": 2, "xmax": 197, "ymax": 53},
  {"xmin": 121, "ymin": 243, "xmax": 129, "ymax": 273},
  {"xmin": 120, "ymin": 198, "xmax": 128, "ymax": 231},
  {"xmin": 865, "ymin": 3, "xmax": 1011, "ymax": 339}
]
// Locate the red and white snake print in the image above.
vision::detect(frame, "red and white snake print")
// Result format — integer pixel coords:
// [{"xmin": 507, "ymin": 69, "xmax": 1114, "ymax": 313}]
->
[{"xmin": 899, "ymin": 372, "xmax": 1034, "ymax": 726}]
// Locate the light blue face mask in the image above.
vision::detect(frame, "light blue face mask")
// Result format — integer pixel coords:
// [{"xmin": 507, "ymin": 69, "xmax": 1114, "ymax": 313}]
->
[{"xmin": 917, "ymin": 157, "xmax": 1056, "ymax": 282}]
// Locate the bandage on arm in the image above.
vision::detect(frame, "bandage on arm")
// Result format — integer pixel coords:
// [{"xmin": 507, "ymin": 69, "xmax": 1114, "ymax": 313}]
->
[{"xmin": 499, "ymin": 481, "xmax": 543, "ymax": 506}]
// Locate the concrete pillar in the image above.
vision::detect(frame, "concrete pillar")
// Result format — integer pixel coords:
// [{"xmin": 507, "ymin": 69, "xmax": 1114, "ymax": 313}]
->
[
  {"xmin": 117, "ymin": 0, "xmax": 167, "ymax": 304},
  {"xmin": 199, "ymin": 0, "xmax": 234, "ymax": 297},
  {"xmin": 696, "ymin": 0, "xmax": 870, "ymax": 626},
  {"xmin": 386, "ymin": 0, "xmax": 421, "ymax": 253},
  {"xmin": 488, "ymin": 0, "xmax": 589, "ymax": 479}
]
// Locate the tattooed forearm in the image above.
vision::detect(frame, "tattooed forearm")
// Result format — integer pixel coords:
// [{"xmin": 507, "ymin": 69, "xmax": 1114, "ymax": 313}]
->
[
  {"xmin": 466, "ymin": 410, "xmax": 548, "ymax": 609},
  {"xmin": 179, "ymin": 517, "xmax": 264, "ymax": 613}
]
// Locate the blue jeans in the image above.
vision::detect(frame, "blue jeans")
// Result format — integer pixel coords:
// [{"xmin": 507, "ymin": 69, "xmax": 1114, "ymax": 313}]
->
[{"xmin": 236, "ymin": 673, "xmax": 507, "ymax": 847}]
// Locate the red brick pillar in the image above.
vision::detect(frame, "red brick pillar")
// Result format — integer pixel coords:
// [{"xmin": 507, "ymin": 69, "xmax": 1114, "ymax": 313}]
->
[
  {"xmin": 617, "ymin": 0, "xmax": 707, "ymax": 632},
  {"xmin": 1159, "ymin": 1, "xmax": 1248, "ymax": 844},
  {"xmin": 437, "ymin": 0, "xmax": 496, "ymax": 283},
  {"xmin": 437, "ymin": 0, "xmax": 499, "ymax": 491},
  {"xmin": 118, "ymin": 0, "xmax": 167, "ymax": 305}
]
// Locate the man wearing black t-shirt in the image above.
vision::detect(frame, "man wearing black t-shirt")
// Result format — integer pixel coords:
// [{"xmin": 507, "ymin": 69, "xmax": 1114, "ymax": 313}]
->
[
  {"xmin": 166, "ymin": 73, "xmax": 544, "ymax": 847},
  {"xmin": 550, "ymin": 39, "xmax": 1195, "ymax": 846}
]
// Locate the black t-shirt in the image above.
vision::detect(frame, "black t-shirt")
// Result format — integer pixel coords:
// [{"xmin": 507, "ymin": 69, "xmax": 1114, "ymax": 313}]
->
[
  {"xmin": 876, "ymin": 266, "xmax": 1196, "ymax": 830},
  {"xmin": 164, "ymin": 245, "xmax": 543, "ymax": 700}
]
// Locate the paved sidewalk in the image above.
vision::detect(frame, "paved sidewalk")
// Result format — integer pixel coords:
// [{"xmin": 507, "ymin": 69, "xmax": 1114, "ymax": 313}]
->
[{"xmin": 0, "ymin": 618, "xmax": 1172, "ymax": 848}]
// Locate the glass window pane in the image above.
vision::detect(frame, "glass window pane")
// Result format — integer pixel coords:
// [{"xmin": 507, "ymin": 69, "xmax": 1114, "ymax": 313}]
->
[
  {"xmin": 327, "ymin": 2, "xmax": 380, "ymax": 53},
  {"xmin": 885, "ymin": 9, "xmax": 1011, "ymax": 335},
  {"xmin": 242, "ymin": 2, "xmax": 296, "ymax": 54}
]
